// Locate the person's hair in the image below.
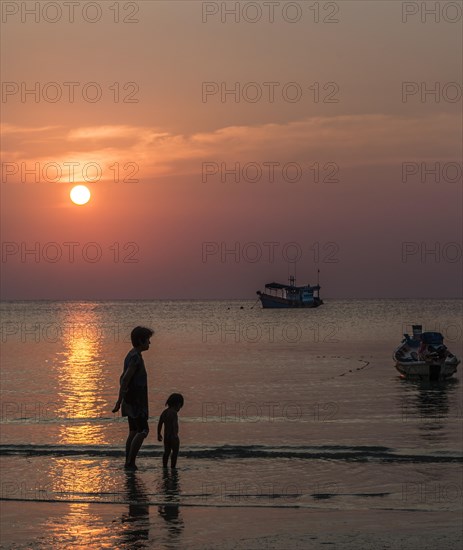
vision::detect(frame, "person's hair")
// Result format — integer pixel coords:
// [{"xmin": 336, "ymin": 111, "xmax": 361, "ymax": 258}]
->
[
  {"xmin": 166, "ymin": 393, "xmax": 184, "ymax": 408},
  {"xmin": 130, "ymin": 326, "xmax": 154, "ymax": 347}
]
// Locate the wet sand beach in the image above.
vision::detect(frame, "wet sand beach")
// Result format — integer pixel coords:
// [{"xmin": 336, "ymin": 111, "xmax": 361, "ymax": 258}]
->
[{"xmin": 1, "ymin": 500, "xmax": 462, "ymax": 549}]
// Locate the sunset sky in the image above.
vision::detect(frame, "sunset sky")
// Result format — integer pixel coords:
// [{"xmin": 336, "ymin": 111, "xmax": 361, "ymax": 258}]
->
[{"xmin": 1, "ymin": 0, "xmax": 461, "ymax": 299}]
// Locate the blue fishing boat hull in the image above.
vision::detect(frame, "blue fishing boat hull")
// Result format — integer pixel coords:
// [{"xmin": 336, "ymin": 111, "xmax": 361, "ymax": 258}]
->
[{"xmin": 258, "ymin": 292, "xmax": 323, "ymax": 309}]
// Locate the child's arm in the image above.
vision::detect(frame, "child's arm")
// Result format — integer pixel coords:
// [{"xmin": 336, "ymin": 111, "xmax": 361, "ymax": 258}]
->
[
  {"xmin": 157, "ymin": 412, "xmax": 164, "ymax": 442},
  {"xmin": 174, "ymin": 412, "xmax": 179, "ymax": 438}
]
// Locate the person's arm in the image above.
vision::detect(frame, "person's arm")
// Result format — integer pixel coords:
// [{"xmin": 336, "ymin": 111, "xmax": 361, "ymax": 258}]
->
[
  {"xmin": 157, "ymin": 411, "xmax": 164, "ymax": 441},
  {"xmin": 173, "ymin": 412, "xmax": 179, "ymax": 438},
  {"xmin": 112, "ymin": 360, "xmax": 138, "ymax": 413}
]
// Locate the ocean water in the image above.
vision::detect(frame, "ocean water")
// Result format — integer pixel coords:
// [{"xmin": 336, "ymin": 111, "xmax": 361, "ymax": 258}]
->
[{"xmin": 0, "ymin": 299, "xmax": 462, "ymax": 549}]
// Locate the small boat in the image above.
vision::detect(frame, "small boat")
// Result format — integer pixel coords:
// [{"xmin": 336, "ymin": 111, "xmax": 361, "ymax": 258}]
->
[
  {"xmin": 393, "ymin": 324, "xmax": 460, "ymax": 381},
  {"xmin": 256, "ymin": 276, "xmax": 323, "ymax": 309}
]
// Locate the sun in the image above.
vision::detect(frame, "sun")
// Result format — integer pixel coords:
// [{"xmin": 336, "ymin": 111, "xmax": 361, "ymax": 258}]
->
[{"xmin": 70, "ymin": 185, "xmax": 91, "ymax": 205}]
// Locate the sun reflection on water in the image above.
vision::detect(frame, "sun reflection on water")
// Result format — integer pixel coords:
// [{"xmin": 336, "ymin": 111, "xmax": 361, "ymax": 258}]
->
[
  {"xmin": 53, "ymin": 305, "xmax": 110, "ymax": 445},
  {"xmin": 47, "ymin": 306, "xmax": 116, "ymax": 545}
]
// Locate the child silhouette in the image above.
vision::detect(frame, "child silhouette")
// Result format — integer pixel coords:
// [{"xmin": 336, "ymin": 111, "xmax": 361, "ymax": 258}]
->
[{"xmin": 157, "ymin": 393, "xmax": 184, "ymax": 468}]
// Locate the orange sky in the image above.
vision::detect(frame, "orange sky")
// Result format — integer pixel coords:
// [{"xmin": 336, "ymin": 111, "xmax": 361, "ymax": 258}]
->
[{"xmin": 1, "ymin": 1, "xmax": 462, "ymax": 299}]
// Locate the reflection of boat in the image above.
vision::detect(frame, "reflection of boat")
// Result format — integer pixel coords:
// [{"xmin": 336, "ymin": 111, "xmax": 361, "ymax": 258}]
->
[
  {"xmin": 393, "ymin": 325, "xmax": 460, "ymax": 381},
  {"xmin": 256, "ymin": 276, "xmax": 323, "ymax": 309}
]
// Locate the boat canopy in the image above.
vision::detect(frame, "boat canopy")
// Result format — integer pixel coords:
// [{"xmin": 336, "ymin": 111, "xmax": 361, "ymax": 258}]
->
[
  {"xmin": 421, "ymin": 332, "xmax": 444, "ymax": 345},
  {"xmin": 264, "ymin": 282, "xmax": 320, "ymax": 291}
]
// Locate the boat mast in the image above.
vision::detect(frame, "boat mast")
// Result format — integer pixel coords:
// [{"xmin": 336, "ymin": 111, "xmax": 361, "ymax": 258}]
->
[{"xmin": 288, "ymin": 259, "xmax": 296, "ymax": 287}]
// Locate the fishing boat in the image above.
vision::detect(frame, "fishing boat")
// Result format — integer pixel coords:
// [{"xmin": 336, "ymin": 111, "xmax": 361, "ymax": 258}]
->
[
  {"xmin": 256, "ymin": 276, "xmax": 323, "ymax": 309},
  {"xmin": 393, "ymin": 324, "xmax": 460, "ymax": 381}
]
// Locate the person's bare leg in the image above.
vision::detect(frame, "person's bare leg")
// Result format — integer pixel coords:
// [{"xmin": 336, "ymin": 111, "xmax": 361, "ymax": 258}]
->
[
  {"xmin": 126, "ymin": 432, "xmax": 146, "ymax": 469},
  {"xmin": 163, "ymin": 442, "xmax": 171, "ymax": 468},
  {"xmin": 125, "ymin": 431, "xmax": 137, "ymax": 466},
  {"xmin": 170, "ymin": 438, "xmax": 180, "ymax": 469}
]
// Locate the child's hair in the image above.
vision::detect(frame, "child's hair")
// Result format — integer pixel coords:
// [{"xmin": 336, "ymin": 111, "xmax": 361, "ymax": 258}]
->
[
  {"xmin": 166, "ymin": 393, "xmax": 184, "ymax": 408},
  {"xmin": 130, "ymin": 326, "xmax": 154, "ymax": 347}
]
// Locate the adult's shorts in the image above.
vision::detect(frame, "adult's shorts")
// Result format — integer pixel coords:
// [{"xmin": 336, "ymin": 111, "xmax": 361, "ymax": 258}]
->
[{"xmin": 128, "ymin": 415, "xmax": 149, "ymax": 435}]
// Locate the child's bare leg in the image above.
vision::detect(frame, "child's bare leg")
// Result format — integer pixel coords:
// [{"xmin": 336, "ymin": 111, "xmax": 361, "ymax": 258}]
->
[
  {"xmin": 163, "ymin": 442, "xmax": 171, "ymax": 468},
  {"xmin": 170, "ymin": 437, "xmax": 180, "ymax": 469}
]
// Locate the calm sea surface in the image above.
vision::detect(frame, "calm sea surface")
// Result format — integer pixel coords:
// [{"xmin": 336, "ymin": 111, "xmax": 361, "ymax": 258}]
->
[{"xmin": 0, "ymin": 300, "xmax": 462, "ymax": 548}]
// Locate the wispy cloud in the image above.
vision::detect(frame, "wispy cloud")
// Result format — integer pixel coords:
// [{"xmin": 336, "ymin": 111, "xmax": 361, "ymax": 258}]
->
[{"xmin": 1, "ymin": 113, "xmax": 459, "ymax": 182}]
